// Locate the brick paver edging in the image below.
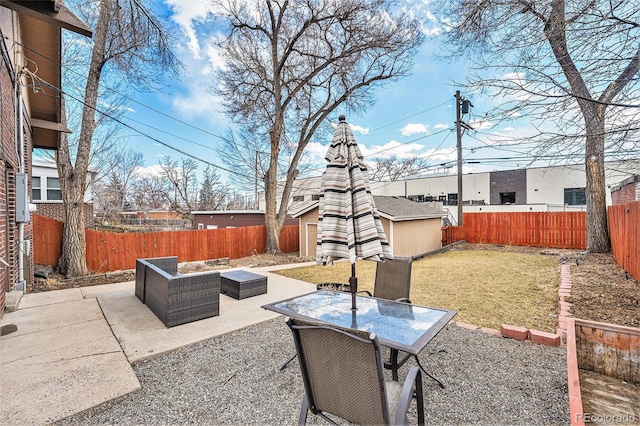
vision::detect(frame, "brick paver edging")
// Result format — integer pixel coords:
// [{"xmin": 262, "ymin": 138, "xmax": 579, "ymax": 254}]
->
[{"xmin": 452, "ymin": 264, "xmax": 571, "ymax": 347}]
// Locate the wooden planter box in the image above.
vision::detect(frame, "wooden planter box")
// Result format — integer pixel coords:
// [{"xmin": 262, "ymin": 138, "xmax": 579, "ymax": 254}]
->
[{"xmin": 567, "ymin": 318, "xmax": 640, "ymax": 425}]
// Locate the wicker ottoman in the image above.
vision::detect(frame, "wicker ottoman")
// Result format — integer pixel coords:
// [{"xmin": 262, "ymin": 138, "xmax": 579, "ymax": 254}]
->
[{"xmin": 220, "ymin": 270, "xmax": 267, "ymax": 300}]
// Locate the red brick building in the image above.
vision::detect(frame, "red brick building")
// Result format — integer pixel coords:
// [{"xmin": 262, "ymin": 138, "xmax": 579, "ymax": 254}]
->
[
  {"xmin": 0, "ymin": 1, "xmax": 90, "ymax": 314},
  {"xmin": 611, "ymin": 176, "xmax": 640, "ymax": 205}
]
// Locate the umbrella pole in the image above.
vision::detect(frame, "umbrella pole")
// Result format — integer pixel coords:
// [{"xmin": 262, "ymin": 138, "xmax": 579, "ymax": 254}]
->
[{"xmin": 349, "ymin": 263, "xmax": 357, "ymax": 310}]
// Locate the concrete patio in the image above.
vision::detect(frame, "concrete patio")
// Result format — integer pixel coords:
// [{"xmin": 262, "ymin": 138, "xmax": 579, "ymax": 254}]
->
[{"xmin": 0, "ymin": 266, "xmax": 316, "ymax": 424}]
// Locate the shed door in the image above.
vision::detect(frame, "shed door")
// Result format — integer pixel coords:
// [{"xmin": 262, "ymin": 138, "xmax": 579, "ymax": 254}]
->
[{"xmin": 307, "ymin": 223, "xmax": 317, "ymax": 258}]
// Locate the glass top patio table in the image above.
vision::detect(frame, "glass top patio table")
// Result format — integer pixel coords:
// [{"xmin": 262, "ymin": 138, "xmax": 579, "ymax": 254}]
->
[{"xmin": 262, "ymin": 290, "xmax": 457, "ymax": 355}]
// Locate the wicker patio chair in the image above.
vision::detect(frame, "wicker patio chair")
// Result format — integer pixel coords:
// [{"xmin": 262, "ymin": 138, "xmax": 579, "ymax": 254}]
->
[
  {"xmin": 135, "ymin": 256, "xmax": 179, "ymax": 303},
  {"xmin": 286, "ymin": 317, "xmax": 425, "ymax": 426},
  {"xmin": 136, "ymin": 257, "xmax": 220, "ymax": 327}
]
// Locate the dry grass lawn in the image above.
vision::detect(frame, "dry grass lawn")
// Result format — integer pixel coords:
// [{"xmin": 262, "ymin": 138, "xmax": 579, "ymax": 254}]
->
[{"xmin": 273, "ymin": 249, "xmax": 559, "ymax": 332}]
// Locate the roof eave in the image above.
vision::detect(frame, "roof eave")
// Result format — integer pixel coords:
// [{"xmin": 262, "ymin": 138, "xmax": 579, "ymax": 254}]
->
[{"xmin": 2, "ymin": 1, "xmax": 92, "ymax": 37}]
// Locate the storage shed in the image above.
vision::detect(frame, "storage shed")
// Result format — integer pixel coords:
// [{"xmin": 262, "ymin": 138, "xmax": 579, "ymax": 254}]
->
[{"xmin": 292, "ymin": 196, "xmax": 447, "ymax": 258}]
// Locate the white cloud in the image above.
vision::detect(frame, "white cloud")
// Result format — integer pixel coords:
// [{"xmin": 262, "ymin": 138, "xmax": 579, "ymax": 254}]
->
[
  {"xmin": 419, "ymin": 146, "xmax": 456, "ymax": 163},
  {"xmin": 330, "ymin": 121, "xmax": 369, "ymax": 135},
  {"xmin": 306, "ymin": 141, "xmax": 330, "ymax": 163},
  {"xmin": 171, "ymin": 82, "xmax": 227, "ymax": 124},
  {"xmin": 361, "ymin": 140, "xmax": 425, "ymax": 160},
  {"xmin": 161, "ymin": 11, "xmax": 228, "ymax": 122},
  {"xmin": 468, "ymin": 119, "xmax": 494, "ymax": 131},
  {"xmin": 165, "ymin": 0, "xmax": 215, "ymax": 59},
  {"xmin": 201, "ymin": 38, "xmax": 227, "ymax": 74},
  {"xmin": 400, "ymin": 123, "xmax": 429, "ymax": 136},
  {"xmin": 350, "ymin": 124, "xmax": 369, "ymax": 135},
  {"xmin": 433, "ymin": 123, "xmax": 450, "ymax": 130},
  {"xmin": 133, "ymin": 164, "xmax": 164, "ymax": 177}
]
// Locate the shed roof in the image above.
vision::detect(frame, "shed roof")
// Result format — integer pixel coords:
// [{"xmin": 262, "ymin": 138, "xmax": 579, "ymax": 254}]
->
[
  {"xmin": 291, "ymin": 195, "xmax": 446, "ymax": 221},
  {"xmin": 372, "ymin": 196, "xmax": 446, "ymax": 220}
]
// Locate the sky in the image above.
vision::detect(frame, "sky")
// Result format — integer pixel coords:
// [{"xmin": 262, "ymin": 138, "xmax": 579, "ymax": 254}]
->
[{"xmin": 112, "ymin": 1, "xmax": 544, "ymax": 188}]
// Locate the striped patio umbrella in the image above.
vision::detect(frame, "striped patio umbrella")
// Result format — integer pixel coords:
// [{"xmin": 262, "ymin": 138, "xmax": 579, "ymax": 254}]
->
[{"xmin": 317, "ymin": 115, "xmax": 393, "ymax": 309}]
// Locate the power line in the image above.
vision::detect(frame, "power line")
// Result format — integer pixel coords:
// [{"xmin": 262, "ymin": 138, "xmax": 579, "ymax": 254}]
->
[
  {"xmin": 367, "ymin": 99, "xmax": 452, "ymax": 133},
  {"xmin": 13, "ymin": 37, "xmax": 235, "ymax": 143},
  {"xmin": 17, "ymin": 39, "xmax": 460, "ymax": 156},
  {"xmin": 121, "ymin": 115, "xmax": 219, "ymax": 153}
]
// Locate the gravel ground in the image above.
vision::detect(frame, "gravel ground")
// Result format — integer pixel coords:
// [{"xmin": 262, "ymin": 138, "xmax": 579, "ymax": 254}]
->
[{"xmin": 57, "ymin": 318, "xmax": 568, "ymax": 425}]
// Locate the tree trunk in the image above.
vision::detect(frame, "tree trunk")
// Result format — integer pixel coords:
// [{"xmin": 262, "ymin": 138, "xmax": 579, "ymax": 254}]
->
[
  {"xmin": 264, "ymin": 128, "xmax": 281, "ymax": 253},
  {"xmin": 57, "ymin": 159, "xmax": 88, "ymax": 276},
  {"xmin": 544, "ymin": 0, "xmax": 611, "ymax": 253},
  {"xmin": 584, "ymin": 112, "xmax": 610, "ymax": 253},
  {"xmin": 58, "ymin": 0, "xmax": 113, "ymax": 276}
]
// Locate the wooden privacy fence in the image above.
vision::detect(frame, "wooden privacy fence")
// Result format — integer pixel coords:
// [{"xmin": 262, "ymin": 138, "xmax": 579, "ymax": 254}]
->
[
  {"xmin": 442, "ymin": 211, "xmax": 587, "ymax": 249},
  {"xmin": 32, "ymin": 215, "xmax": 64, "ymax": 267},
  {"xmin": 33, "ymin": 214, "xmax": 299, "ymax": 273},
  {"xmin": 608, "ymin": 202, "xmax": 640, "ymax": 281}
]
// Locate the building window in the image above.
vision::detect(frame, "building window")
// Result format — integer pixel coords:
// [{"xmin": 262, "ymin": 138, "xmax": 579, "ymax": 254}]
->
[
  {"xmin": 46, "ymin": 177, "xmax": 62, "ymax": 201},
  {"xmin": 197, "ymin": 223, "xmax": 204, "ymax": 230},
  {"xmin": 500, "ymin": 192, "xmax": 516, "ymax": 205},
  {"xmin": 447, "ymin": 193, "xmax": 458, "ymax": 206},
  {"xmin": 312, "ymin": 194, "xmax": 321, "ymax": 201},
  {"xmin": 292, "ymin": 195, "xmax": 305, "ymax": 202},
  {"xmin": 32, "ymin": 177, "xmax": 41, "ymax": 201},
  {"xmin": 564, "ymin": 187, "xmax": 586, "ymax": 205}
]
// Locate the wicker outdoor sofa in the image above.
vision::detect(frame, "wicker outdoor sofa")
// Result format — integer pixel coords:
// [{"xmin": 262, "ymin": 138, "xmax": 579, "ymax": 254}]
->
[{"xmin": 135, "ymin": 256, "xmax": 220, "ymax": 327}]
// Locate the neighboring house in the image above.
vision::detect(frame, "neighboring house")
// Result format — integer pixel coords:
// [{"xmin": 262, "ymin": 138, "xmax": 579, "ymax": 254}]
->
[
  {"xmin": 0, "ymin": 1, "xmax": 91, "ymax": 313},
  {"xmin": 611, "ymin": 176, "xmax": 640, "ymax": 205},
  {"xmin": 293, "ymin": 196, "xmax": 447, "ymax": 258},
  {"xmin": 191, "ymin": 210, "xmax": 297, "ymax": 230},
  {"xmin": 289, "ymin": 160, "xmax": 640, "ymax": 225},
  {"xmin": 32, "ymin": 159, "xmax": 95, "ymax": 227}
]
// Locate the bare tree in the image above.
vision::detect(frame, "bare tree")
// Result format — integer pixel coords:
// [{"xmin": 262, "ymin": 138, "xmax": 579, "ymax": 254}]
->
[
  {"xmin": 436, "ymin": 0, "xmax": 640, "ymax": 253},
  {"xmin": 130, "ymin": 175, "xmax": 170, "ymax": 213},
  {"xmin": 217, "ymin": 128, "xmax": 312, "ymax": 209},
  {"xmin": 369, "ymin": 156, "xmax": 431, "ymax": 181},
  {"xmin": 216, "ymin": 129, "xmax": 271, "ymax": 202},
  {"xmin": 100, "ymin": 147, "xmax": 144, "ymax": 214},
  {"xmin": 214, "ymin": 0, "xmax": 424, "ymax": 252},
  {"xmin": 159, "ymin": 156, "xmax": 200, "ymax": 214},
  {"xmin": 197, "ymin": 165, "xmax": 229, "ymax": 211},
  {"xmin": 58, "ymin": 0, "xmax": 180, "ymax": 276}
]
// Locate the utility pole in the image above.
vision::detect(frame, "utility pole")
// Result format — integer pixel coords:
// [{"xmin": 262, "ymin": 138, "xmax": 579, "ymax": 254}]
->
[
  {"xmin": 455, "ymin": 90, "xmax": 473, "ymax": 227},
  {"xmin": 455, "ymin": 90, "xmax": 463, "ymax": 227}
]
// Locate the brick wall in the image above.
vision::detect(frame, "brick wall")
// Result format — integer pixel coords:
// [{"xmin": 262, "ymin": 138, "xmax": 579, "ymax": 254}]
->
[
  {"xmin": 0, "ymin": 39, "xmax": 15, "ymax": 313},
  {"xmin": 611, "ymin": 177, "xmax": 640, "ymax": 205},
  {"xmin": 34, "ymin": 202, "xmax": 94, "ymax": 228},
  {"xmin": 489, "ymin": 169, "xmax": 527, "ymax": 205},
  {"xmin": 0, "ymin": 31, "xmax": 38, "ymax": 311}
]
